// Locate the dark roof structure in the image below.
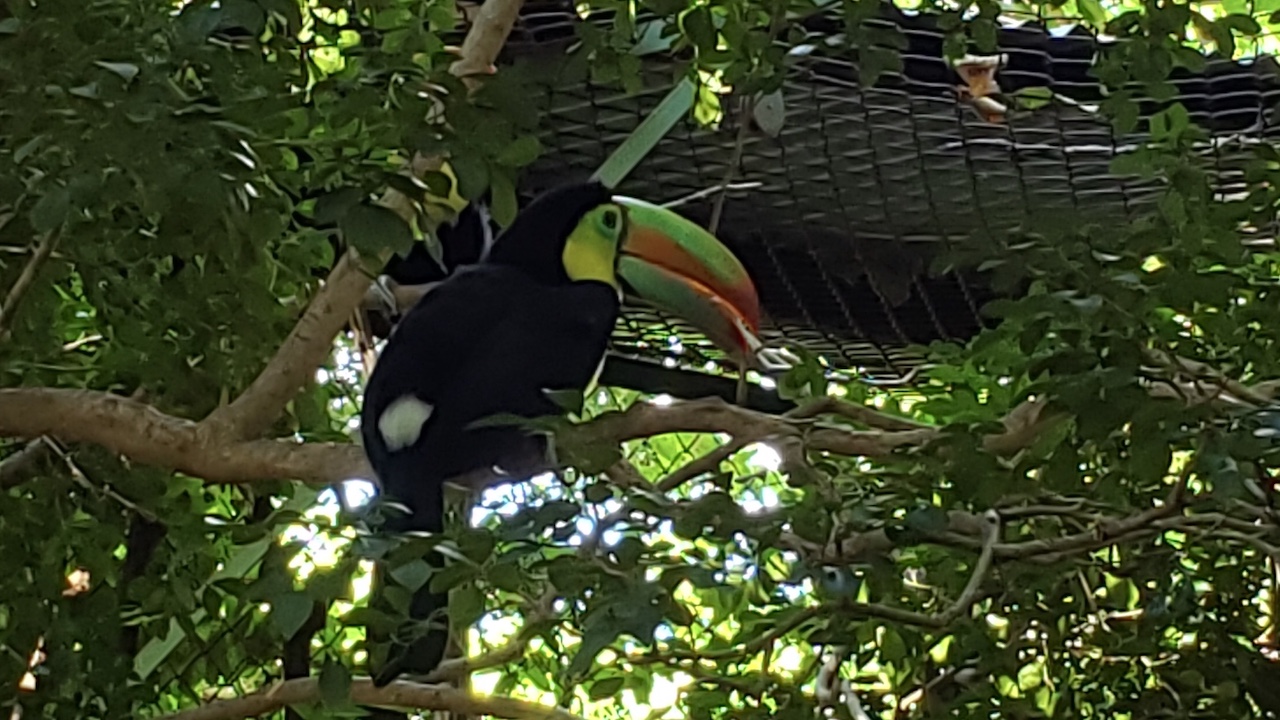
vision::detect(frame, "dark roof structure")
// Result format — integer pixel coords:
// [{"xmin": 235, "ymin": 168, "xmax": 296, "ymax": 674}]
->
[{"xmin": 481, "ymin": 1, "xmax": 1280, "ymax": 381}]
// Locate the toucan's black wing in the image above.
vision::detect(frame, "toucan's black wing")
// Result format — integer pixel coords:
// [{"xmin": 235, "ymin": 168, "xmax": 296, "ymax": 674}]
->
[
  {"xmin": 361, "ymin": 264, "xmax": 618, "ymax": 521},
  {"xmin": 360, "ymin": 263, "xmax": 619, "ymax": 685},
  {"xmin": 361, "ymin": 263, "xmax": 526, "ymax": 525}
]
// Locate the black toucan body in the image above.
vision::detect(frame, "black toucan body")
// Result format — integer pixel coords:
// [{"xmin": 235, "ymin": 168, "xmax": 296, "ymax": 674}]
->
[{"xmin": 359, "ymin": 180, "xmax": 766, "ymax": 686}]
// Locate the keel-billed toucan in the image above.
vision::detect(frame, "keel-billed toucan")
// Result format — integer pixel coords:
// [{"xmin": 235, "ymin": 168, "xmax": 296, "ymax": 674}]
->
[{"xmin": 359, "ymin": 180, "xmax": 764, "ymax": 686}]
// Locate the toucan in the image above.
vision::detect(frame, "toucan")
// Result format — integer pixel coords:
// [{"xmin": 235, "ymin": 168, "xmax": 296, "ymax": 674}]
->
[{"xmin": 359, "ymin": 179, "xmax": 765, "ymax": 686}]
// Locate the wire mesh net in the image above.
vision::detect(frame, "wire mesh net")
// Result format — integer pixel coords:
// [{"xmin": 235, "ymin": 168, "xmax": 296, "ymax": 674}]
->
[{"xmin": 486, "ymin": 0, "xmax": 1280, "ymax": 378}]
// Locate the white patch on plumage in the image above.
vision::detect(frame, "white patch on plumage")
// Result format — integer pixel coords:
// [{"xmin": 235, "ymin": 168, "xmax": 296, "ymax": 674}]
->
[{"xmin": 378, "ymin": 395, "xmax": 434, "ymax": 452}]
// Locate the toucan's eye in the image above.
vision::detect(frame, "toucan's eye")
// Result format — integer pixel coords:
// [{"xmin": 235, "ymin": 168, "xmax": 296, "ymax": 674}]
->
[{"xmin": 601, "ymin": 208, "xmax": 620, "ymax": 232}]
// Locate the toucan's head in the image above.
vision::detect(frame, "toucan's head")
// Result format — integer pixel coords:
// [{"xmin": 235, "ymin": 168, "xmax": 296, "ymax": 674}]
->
[{"xmin": 485, "ymin": 181, "xmax": 764, "ymax": 364}]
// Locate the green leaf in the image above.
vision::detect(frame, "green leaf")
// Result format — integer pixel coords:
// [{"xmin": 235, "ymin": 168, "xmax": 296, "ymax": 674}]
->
[
  {"xmin": 560, "ymin": 440, "xmax": 623, "ymax": 475},
  {"xmin": 13, "ymin": 135, "xmax": 46, "ymax": 164},
  {"xmin": 318, "ymin": 659, "xmax": 352, "ymax": 707},
  {"xmin": 970, "ymin": 17, "xmax": 998, "ymax": 52},
  {"xmin": 1013, "ymin": 86, "xmax": 1054, "ymax": 111},
  {"xmin": 584, "ymin": 482, "xmax": 613, "ymax": 503},
  {"xmin": 1221, "ymin": 13, "xmax": 1262, "ymax": 35},
  {"xmin": 0, "ymin": 17, "xmax": 20, "ymax": 34},
  {"xmin": 858, "ymin": 46, "xmax": 902, "ymax": 87},
  {"xmin": 270, "ymin": 591, "xmax": 313, "ymax": 640},
  {"xmin": 456, "ymin": 529, "xmax": 496, "ymax": 564},
  {"xmin": 1077, "ymin": 0, "xmax": 1106, "ymax": 26},
  {"xmin": 389, "ymin": 559, "xmax": 433, "ymax": 592},
  {"xmin": 543, "ymin": 388, "xmax": 586, "ymax": 414},
  {"xmin": 589, "ymin": 676, "xmax": 626, "ymax": 700},
  {"xmin": 340, "ymin": 204, "xmax": 414, "ymax": 258},
  {"xmin": 420, "ymin": 171, "xmax": 454, "ymax": 199},
  {"xmin": 496, "ymin": 135, "xmax": 543, "ymax": 168},
  {"xmin": 753, "ymin": 90, "xmax": 786, "ymax": 137},
  {"xmin": 449, "ymin": 154, "xmax": 490, "ymax": 201},
  {"xmin": 93, "ymin": 60, "xmax": 140, "ymax": 83},
  {"xmin": 386, "ymin": 174, "xmax": 429, "ymax": 201},
  {"xmin": 313, "ymin": 187, "xmax": 363, "ymax": 225},
  {"xmin": 1110, "ymin": 151, "xmax": 1153, "ymax": 178},
  {"xmin": 489, "ymin": 171, "xmax": 518, "ymax": 228},
  {"xmin": 451, "ymin": 584, "xmax": 486, "ymax": 625},
  {"xmin": 680, "ymin": 7, "xmax": 716, "ymax": 53},
  {"xmin": 427, "ymin": 562, "xmax": 478, "ymax": 593},
  {"xmin": 30, "ymin": 185, "xmax": 70, "ymax": 232},
  {"xmin": 568, "ymin": 614, "xmax": 623, "ymax": 678}
]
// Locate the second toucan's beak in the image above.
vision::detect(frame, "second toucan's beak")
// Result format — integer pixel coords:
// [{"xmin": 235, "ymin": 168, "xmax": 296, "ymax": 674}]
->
[{"xmin": 612, "ymin": 196, "xmax": 765, "ymax": 366}]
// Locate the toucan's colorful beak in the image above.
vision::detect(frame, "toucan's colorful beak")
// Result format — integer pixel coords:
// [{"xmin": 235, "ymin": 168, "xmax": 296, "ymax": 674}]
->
[{"xmin": 612, "ymin": 196, "xmax": 764, "ymax": 364}]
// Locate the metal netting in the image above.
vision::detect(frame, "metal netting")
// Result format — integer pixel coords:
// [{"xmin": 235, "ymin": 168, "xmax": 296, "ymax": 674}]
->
[{"xmin": 477, "ymin": 0, "xmax": 1280, "ymax": 379}]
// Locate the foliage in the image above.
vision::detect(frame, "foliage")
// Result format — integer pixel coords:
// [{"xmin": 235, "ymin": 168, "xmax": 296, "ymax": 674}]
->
[{"xmin": 3, "ymin": 0, "xmax": 1280, "ymax": 718}]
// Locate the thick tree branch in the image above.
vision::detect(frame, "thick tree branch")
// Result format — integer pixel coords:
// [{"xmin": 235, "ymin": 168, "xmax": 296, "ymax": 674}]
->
[
  {"xmin": 157, "ymin": 678, "xmax": 585, "ymax": 720},
  {"xmin": 0, "ymin": 388, "xmax": 370, "ymax": 484},
  {"xmin": 202, "ymin": 252, "xmax": 372, "ymax": 441},
  {"xmin": 0, "ymin": 382, "xmax": 1229, "ymax": 490}
]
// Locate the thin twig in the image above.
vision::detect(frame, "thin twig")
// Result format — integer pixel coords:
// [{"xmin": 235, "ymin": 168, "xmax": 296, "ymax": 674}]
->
[
  {"xmin": 657, "ymin": 436, "xmax": 753, "ymax": 492},
  {"xmin": 936, "ymin": 510, "xmax": 1001, "ymax": 624},
  {"xmin": 40, "ymin": 436, "xmax": 160, "ymax": 522},
  {"xmin": 0, "ymin": 231, "xmax": 60, "ymax": 340},
  {"xmin": 662, "ymin": 182, "xmax": 763, "ymax": 210},
  {"xmin": 602, "ymin": 457, "xmax": 649, "ymax": 490},
  {"xmin": 1145, "ymin": 347, "xmax": 1273, "ymax": 406},
  {"xmin": 578, "ymin": 506, "xmax": 636, "ymax": 557},
  {"xmin": 0, "ymin": 440, "xmax": 50, "ymax": 489},
  {"xmin": 707, "ymin": 97, "xmax": 753, "ymax": 235},
  {"xmin": 631, "ymin": 606, "xmax": 824, "ymax": 664},
  {"xmin": 785, "ymin": 396, "xmax": 934, "ymax": 432}
]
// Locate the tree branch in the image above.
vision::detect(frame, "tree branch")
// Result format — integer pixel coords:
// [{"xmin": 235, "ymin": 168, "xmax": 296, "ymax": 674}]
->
[
  {"xmin": 202, "ymin": 251, "xmax": 372, "ymax": 441},
  {"xmin": 0, "ymin": 439, "xmax": 50, "ymax": 488},
  {"xmin": 934, "ymin": 510, "xmax": 1000, "ymax": 625},
  {"xmin": 0, "ymin": 231, "xmax": 60, "ymax": 340},
  {"xmin": 785, "ymin": 396, "xmax": 933, "ymax": 432},
  {"xmin": 0, "ymin": 388, "xmax": 370, "ymax": 484},
  {"xmin": 156, "ymin": 677, "xmax": 586, "ymax": 720},
  {"xmin": 1144, "ymin": 347, "xmax": 1274, "ymax": 406},
  {"xmin": 657, "ymin": 436, "xmax": 752, "ymax": 492},
  {"xmin": 202, "ymin": 0, "xmax": 527, "ymax": 441},
  {"xmin": 0, "ymin": 386, "xmax": 1208, "ymax": 491}
]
